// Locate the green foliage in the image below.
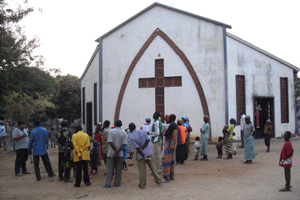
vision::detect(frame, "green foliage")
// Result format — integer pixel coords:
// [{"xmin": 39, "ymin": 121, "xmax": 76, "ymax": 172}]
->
[
  {"xmin": 0, "ymin": 1, "xmax": 81, "ymax": 123},
  {"xmin": 56, "ymin": 75, "xmax": 81, "ymax": 123}
]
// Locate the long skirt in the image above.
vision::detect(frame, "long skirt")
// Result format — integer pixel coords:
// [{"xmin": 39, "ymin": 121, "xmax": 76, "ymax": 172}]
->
[
  {"xmin": 185, "ymin": 135, "xmax": 191, "ymax": 154},
  {"xmin": 225, "ymin": 139, "xmax": 233, "ymax": 155},
  {"xmin": 176, "ymin": 144, "xmax": 186, "ymax": 163},
  {"xmin": 200, "ymin": 138, "xmax": 208, "ymax": 156},
  {"xmin": 244, "ymin": 135, "xmax": 255, "ymax": 160},
  {"xmin": 162, "ymin": 139, "xmax": 175, "ymax": 179}
]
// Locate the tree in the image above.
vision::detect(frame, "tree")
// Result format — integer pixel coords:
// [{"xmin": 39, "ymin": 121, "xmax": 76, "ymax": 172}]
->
[
  {"xmin": 56, "ymin": 75, "xmax": 81, "ymax": 124},
  {"xmin": 0, "ymin": 0, "xmax": 46, "ymax": 119}
]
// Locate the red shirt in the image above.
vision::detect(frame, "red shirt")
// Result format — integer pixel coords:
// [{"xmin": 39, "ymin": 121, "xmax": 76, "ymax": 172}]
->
[
  {"xmin": 279, "ymin": 141, "xmax": 294, "ymax": 168},
  {"xmin": 94, "ymin": 132, "xmax": 103, "ymax": 144}
]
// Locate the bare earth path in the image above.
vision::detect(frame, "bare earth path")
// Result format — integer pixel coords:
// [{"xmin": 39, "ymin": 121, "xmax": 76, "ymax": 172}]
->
[{"xmin": 0, "ymin": 137, "xmax": 299, "ymax": 200}]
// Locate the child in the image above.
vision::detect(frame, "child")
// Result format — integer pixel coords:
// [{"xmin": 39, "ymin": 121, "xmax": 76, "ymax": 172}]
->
[
  {"xmin": 216, "ymin": 136, "xmax": 223, "ymax": 158},
  {"xmin": 279, "ymin": 131, "xmax": 294, "ymax": 192},
  {"xmin": 50, "ymin": 128, "xmax": 56, "ymax": 148},
  {"xmin": 90, "ymin": 141, "xmax": 99, "ymax": 175},
  {"xmin": 193, "ymin": 137, "xmax": 201, "ymax": 160}
]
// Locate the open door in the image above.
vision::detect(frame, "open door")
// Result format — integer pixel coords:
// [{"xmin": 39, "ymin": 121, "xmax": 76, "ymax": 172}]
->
[{"xmin": 253, "ymin": 97, "xmax": 275, "ymax": 138}]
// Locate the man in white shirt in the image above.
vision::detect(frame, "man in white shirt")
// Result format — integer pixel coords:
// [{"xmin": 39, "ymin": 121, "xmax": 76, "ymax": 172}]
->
[
  {"xmin": 12, "ymin": 121, "xmax": 30, "ymax": 176},
  {"xmin": 148, "ymin": 112, "xmax": 163, "ymax": 174}
]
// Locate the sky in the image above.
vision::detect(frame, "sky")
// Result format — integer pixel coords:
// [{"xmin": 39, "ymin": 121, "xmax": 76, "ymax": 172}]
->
[{"xmin": 11, "ymin": 0, "xmax": 300, "ymax": 77}]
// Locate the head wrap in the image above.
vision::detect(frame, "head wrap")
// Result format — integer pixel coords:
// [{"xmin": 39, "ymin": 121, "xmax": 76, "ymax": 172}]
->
[
  {"xmin": 145, "ymin": 118, "xmax": 151, "ymax": 123},
  {"xmin": 204, "ymin": 115, "xmax": 209, "ymax": 120},
  {"xmin": 245, "ymin": 115, "xmax": 251, "ymax": 119},
  {"xmin": 266, "ymin": 119, "xmax": 271, "ymax": 123}
]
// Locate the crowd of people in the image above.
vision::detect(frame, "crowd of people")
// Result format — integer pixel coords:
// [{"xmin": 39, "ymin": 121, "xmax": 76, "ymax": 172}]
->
[{"xmin": 0, "ymin": 112, "xmax": 294, "ymax": 192}]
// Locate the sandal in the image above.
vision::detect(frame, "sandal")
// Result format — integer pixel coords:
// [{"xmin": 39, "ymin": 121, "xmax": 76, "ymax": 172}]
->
[{"xmin": 161, "ymin": 179, "xmax": 170, "ymax": 183}]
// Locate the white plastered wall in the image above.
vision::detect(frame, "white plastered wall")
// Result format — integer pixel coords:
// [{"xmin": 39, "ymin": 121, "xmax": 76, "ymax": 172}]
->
[
  {"xmin": 102, "ymin": 6, "xmax": 226, "ymax": 138},
  {"xmin": 227, "ymin": 36, "xmax": 296, "ymax": 138},
  {"xmin": 81, "ymin": 51, "xmax": 99, "ymax": 133}
]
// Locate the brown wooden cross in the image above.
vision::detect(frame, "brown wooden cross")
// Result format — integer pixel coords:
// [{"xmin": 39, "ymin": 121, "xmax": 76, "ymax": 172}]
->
[{"xmin": 139, "ymin": 59, "xmax": 182, "ymax": 119}]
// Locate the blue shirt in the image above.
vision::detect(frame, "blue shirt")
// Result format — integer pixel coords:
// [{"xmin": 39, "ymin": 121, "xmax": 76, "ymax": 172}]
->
[
  {"xmin": 28, "ymin": 126, "xmax": 49, "ymax": 156},
  {"xmin": 130, "ymin": 129, "xmax": 152, "ymax": 161},
  {"xmin": 201, "ymin": 123, "xmax": 210, "ymax": 139}
]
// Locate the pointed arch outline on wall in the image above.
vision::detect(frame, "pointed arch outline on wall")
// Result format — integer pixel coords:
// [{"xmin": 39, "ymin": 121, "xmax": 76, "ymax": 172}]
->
[{"xmin": 114, "ymin": 28, "xmax": 211, "ymax": 139}]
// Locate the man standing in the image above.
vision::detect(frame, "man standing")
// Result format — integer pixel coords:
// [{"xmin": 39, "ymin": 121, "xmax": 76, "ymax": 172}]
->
[
  {"xmin": 28, "ymin": 120, "xmax": 55, "ymax": 181},
  {"xmin": 129, "ymin": 123, "xmax": 161, "ymax": 189},
  {"xmin": 56, "ymin": 121, "xmax": 73, "ymax": 183},
  {"xmin": 0, "ymin": 121, "xmax": 7, "ymax": 150},
  {"xmin": 148, "ymin": 112, "xmax": 163, "ymax": 174},
  {"xmin": 103, "ymin": 120, "xmax": 127, "ymax": 188},
  {"xmin": 12, "ymin": 121, "xmax": 30, "ymax": 176},
  {"xmin": 72, "ymin": 125, "xmax": 91, "ymax": 187}
]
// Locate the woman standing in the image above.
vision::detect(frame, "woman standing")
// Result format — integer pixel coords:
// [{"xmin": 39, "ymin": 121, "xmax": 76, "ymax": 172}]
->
[
  {"xmin": 244, "ymin": 116, "xmax": 255, "ymax": 164},
  {"xmin": 94, "ymin": 127, "xmax": 102, "ymax": 165},
  {"xmin": 176, "ymin": 120, "xmax": 186, "ymax": 164},
  {"xmin": 200, "ymin": 115, "xmax": 209, "ymax": 161},
  {"xmin": 182, "ymin": 116, "xmax": 191, "ymax": 158},
  {"xmin": 225, "ymin": 118, "xmax": 235, "ymax": 159}
]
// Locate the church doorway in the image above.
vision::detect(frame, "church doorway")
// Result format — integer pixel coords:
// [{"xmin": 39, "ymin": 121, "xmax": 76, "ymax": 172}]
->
[
  {"xmin": 253, "ymin": 97, "xmax": 275, "ymax": 138},
  {"xmin": 86, "ymin": 102, "xmax": 93, "ymax": 136}
]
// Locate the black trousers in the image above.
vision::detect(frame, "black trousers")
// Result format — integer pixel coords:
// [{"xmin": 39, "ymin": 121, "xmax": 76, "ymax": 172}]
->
[
  {"xmin": 15, "ymin": 149, "xmax": 28, "ymax": 174},
  {"xmin": 75, "ymin": 160, "xmax": 90, "ymax": 186},
  {"xmin": 284, "ymin": 168, "xmax": 291, "ymax": 189},
  {"xmin": 33, "ymin": 153, "xmax": 54, "ymax": 180},
  {"xmin": 240, "ymin": 130, "xmax": 244, "ymax": 147},
  {"xmin": 58, "ymin": 152, "xmax": 71, "ymax": 181},
  {"xmin": 264, "ymin": 134, "xmax": 271, "ymax": 147}
]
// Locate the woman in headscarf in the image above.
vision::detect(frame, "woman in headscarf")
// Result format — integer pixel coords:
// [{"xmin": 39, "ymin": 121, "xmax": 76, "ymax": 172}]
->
[
  {"xmin": 200, "ymin": 115, "xmax": 209, "ymax": 161},
  {"xmin": 264, "ymin": 119, "xmax": 272, "ymax": 152},
  {"xmin": 244, "ymin": 115, "xmax": 255, "ymax": 164},
  {"xmin": 182, "ymin": 116, "xmax": 191, "ymax": 158},
  {"xmin": 176, "ymin": 120, "xmax": 187, "ymax": 164},
  {"xmin": 225, "ymin": 118, "xmax": 235, "ymax": 159}
]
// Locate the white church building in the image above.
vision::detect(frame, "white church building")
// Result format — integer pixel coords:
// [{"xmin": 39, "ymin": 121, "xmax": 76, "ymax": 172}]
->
[{"xmin": 80, "ymin": 2, "xmax": 299, "ymax": 140}]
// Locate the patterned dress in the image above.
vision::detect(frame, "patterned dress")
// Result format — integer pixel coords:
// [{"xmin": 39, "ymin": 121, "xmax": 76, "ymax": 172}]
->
[{"xmin": 162, "ymin": 123, "xmax": 177, "ymax": 179}]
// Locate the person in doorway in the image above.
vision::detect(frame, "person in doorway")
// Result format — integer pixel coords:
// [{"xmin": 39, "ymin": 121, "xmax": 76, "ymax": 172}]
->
[
  {"xmin": 12, "ymin": 121, "xmax": 30, "ymax": 176},
  {"xmin": 243, "ymin": 116, "xmax": 255, "ymax": 164},
  {"xmin": 278, "ymin": 131, "xmax": 294, "ymax": 192},
  {"xmin": 264, "ymin": 119, "xmax": 272, "ymax": 152},
  {"xmin": 72, "ymin": 125, "xmax": 91, "ymax": 187},
  {"xmin": 28, "ymin": 120, "xmax": 55, "ymax": 181},
  {"xmin": 200, "ymin": 115, "xmax": 210, "ymax": 161}
]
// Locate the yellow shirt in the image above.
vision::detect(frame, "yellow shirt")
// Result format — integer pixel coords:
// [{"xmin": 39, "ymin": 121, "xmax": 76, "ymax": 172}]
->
[
  {"xmin": 227, "ymin": 124, "xmax": 234, "ymax": 139},
  {"xmin": 72, "ymin": 131, "xmax": 90, "ymax": 162}
]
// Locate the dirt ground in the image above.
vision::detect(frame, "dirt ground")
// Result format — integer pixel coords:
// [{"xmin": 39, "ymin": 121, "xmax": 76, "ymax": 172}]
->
[{"xmin": 0, "ymin": 137, "xmax": 299, "ymax": 200}]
